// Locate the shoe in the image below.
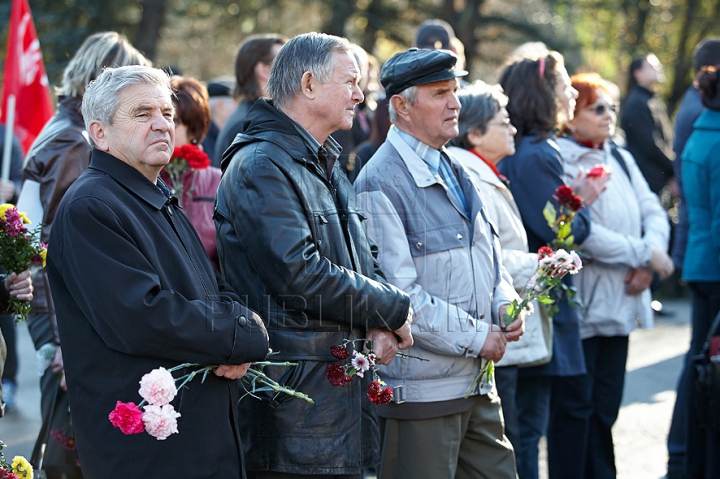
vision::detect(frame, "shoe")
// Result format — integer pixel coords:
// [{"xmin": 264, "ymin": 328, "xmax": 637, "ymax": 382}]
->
[{"xmin": 1, "ymin": 379, "xmax": 16, "ymax": 410}]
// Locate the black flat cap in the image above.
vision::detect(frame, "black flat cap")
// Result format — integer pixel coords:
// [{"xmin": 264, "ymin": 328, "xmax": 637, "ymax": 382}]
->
[{"xmin": 381, "ymin": 48, "xmax": 468, "ymax": 98}]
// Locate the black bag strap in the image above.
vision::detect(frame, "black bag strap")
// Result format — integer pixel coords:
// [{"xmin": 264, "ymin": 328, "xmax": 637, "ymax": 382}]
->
[
  {"xmin": 610, "ymin": 146, "xmax": 632, "ymax": 183},
  {"xmin": 30, "ymin": 380, "xmax": 61, "ymax": 469}
]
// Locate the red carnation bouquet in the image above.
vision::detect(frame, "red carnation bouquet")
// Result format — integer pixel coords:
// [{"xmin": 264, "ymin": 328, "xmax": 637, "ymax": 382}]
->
[
  {"xmin": 327, "ymin": 339, "xmax": 426, "ymax": 405},
  {"xmin": 163, "ymin": 144, "xmax": 211, "ymax": 202},
  {"xmin": 466, "ymin": 184, "xmax": 586, "ymax": 397}
]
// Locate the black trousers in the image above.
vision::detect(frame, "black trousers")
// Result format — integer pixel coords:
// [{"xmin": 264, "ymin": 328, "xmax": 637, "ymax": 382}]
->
[
  {"xmin": 0, "ymin": 314, "xmax": 17, "ymax": 383},
  {"xmin": 685, "ymin": 282, "xmax": 720, "ymax": 479},
  {"xmin": 547, "ymin": 335, "xmax": 629, "ymax": 479}
]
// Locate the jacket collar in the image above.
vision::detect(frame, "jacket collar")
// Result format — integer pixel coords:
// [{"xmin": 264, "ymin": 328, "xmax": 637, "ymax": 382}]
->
[
  {"xmin": 448, "ymin": 146, "xmax": 503, "ymax": 187},
  {"xmin": 88, "ymin": 149, "xmax": 169, "ymax": 210},
  {"xmin": 387, "ymin": 126, "xmax": 441, "ymax": 188}
]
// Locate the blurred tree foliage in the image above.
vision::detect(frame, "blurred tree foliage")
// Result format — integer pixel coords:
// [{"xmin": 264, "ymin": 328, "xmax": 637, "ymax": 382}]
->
[{"xmin": 1, "ymin": 0, "xmax": 719, "ymax": 113}]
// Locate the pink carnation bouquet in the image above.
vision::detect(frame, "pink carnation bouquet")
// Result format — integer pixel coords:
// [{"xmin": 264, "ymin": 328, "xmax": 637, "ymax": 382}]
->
[{"xmin": 110, "ymin": 360, "xmax": 313, "ymax": 440}]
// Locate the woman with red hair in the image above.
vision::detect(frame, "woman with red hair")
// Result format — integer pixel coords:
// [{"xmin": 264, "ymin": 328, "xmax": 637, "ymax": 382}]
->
[{"xmin": 556, "ymin": 72, "xmax": 673, "ymax": 477}]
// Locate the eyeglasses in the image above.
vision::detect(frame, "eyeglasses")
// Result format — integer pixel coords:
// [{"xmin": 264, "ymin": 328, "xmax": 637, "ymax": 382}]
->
[
  {"xmin": 487, "ymin": 118, "xmax": 513, "ymax": 128},
  {"xmin": 586, "ymin": 103, "xmax": 617, "ymax": 115}
]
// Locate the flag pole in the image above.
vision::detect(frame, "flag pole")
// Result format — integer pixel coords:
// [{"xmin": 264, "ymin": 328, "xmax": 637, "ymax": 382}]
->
[{"xmin": 1, "ymin": 94, "xmax": 16, "ymax": 182}]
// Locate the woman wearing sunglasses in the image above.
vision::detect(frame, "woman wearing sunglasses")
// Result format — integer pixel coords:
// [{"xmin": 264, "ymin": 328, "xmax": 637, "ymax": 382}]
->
[
  {"xmin": 498, "ymin": 50, "xmax": 610, "ymax": 479},
  {"xmin": 556, "ymin": 72, "xmax": 673, "ymax": 478}
]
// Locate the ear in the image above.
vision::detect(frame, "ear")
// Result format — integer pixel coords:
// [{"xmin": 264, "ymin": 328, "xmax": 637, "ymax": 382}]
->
[
  {"xmin": 88, "ymin": 120, "xmax": 110, "ymax": 152},
  {"xmin": 467, "ymin": 128, "xmax": 484, "ymax": 148},
  {"xmin": 300, "ymin": 71, "xmax": 316, "ymax": 100},
  {"xmin": 390, "ymin": 95, "xmax": 409, "ymax": 119}
]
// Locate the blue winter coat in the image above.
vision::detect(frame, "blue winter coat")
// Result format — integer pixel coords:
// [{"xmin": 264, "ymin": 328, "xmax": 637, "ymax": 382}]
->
[
  {"xmin": 681, "ymin": 109, "xmax": 720, "ymax": 282},
  {"xmin": 498, "ymin": 135, "xmax": 591, "ymax": 376}
]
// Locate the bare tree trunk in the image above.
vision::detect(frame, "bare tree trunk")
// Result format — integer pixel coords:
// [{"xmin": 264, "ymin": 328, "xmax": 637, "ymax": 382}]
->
[
  {"xmin": 324, "ymin": 0, "xmax": 355, "ymax": 37},
  {"xmin": 668, "ymin": 0, "xmax": 700, "ymax": 113},
  {"xmin": 134, "ymin": 0, "xmax": 167, "ymax": 62}
]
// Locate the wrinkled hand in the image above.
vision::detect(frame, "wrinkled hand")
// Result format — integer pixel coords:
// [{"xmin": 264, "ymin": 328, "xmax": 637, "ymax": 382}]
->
[
  {"xmin": 572, "ymin": 167, "xmax": 611, "ymax": 206},
  {"xmin": 214, "ymin": 363, "xmax": 251, "ymax": 380},
  {"xmin": 5, "ymin": 270, "xmax": 33, "ymax": 301},
  {"xmin": 500, "ymin": 304, "xmax": 526, "ymax": 342},
  {"xmin": 0, "ymin": 179, "xmax": 15, "ymax": 203},
  {"xmin": 649, "ymin": 248, "xmax": 674, "ymax": 280},
  {"xmin": 624, "ymin": 267, "xmax": 654, "ymax": 295},
  {"xmin": 52, "ymin": 345, "xmax": 67, "ymax": 390},
  {"xmin": 479, "ymin": 324, "xmax": 507, "ymax": 362},
  {"xmin": 368, "ymin": 328, "xmax": 399, "ymax": 365}
]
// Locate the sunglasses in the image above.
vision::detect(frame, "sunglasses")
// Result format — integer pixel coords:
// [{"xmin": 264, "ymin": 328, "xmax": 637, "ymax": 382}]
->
[{"xmin": 586, "ymin": 103, "xmax": 617, "ymax": 115}]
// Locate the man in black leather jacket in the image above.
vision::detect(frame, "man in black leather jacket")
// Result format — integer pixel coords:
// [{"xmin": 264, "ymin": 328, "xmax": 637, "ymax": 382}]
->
[{"xmin": 215, "ymin": 33, "xmax": 414, "ymax": 478}]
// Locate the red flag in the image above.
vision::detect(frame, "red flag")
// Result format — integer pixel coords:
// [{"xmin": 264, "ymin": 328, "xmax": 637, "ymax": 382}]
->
[{"xmin": 1, "ymin": 0, "xmax": 54, "ymax": 154}]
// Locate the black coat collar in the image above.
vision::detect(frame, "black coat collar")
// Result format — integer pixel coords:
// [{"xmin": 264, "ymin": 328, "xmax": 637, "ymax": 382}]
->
[{"xmin": 88, "ymin": 149, "xmax": 169, "ymax": 210}]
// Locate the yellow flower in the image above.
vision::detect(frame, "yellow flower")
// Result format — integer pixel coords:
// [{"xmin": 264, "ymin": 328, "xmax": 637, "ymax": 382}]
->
[
  {"xmin": 19, "ymin": 211, "xmax": 31, "ymax": 224},
  {"xmin": 40, "ymin": 247, "xmax": 47, "ymax": 268},
  {"xmin": 0, "ymin": 203, "xmax": 13, "ymax": 219},
  {"xmin": 11, "ymin": 455, "xmax": 34, "ymax": 479}
]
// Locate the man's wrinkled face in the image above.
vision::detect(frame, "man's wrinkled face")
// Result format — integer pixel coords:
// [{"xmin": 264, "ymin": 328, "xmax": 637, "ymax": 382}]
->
[
  {"xmin": 100, "ymin": 83, "xmax": 175, "ymax": 181},
  {"xmin": 406, "ymin": 78, "xmax": 461, "ymax": 149},
  {"xmin": 314, "ymin": 51, "xmax": 364, "ymax": 135}
]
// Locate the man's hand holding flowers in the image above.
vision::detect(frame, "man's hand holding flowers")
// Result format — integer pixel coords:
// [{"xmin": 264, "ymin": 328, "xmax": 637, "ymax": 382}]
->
[
  {"xmin": 499, "ymin": 304, "xmax": 526, "ymax": 342},
  {"xmin": 214, "ymin": 363, "xmax": 252, "ymax": 380},
  {"xmin": 3, "ymin": 269, "xmax": 33, "ymax": 302},
  {"xmin": 367, "ymin": 306, "xmax": 414, "ymax": 366}
]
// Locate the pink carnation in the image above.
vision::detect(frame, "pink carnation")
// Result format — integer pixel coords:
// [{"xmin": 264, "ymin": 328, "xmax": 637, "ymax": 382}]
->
[
  {"xmin": 139, "ymin": 367, "xmax": 177, "ymax": 406},
  {"xmin": 108, "ymin": 401, "xmax": 145, "ymax": 435},
  {"xmin": 142, "ymin": 404, "xmax": 181, "ymax": 440}
]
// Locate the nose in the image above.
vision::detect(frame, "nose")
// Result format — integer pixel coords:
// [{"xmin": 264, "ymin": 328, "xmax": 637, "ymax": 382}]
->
[
  {"xmin": 352, "ymin": 83, "xmax": 364, "ymax": 104},
  {"xmin": 569, "ymin": 86, "xmax": 579, "ymax": 100},
  {"xmin": 449, "ymin": 92, "xmax": 461, "ymax": 110},
  {"xmin": 509, "ymin": 124, "xmax": 517, "ymax": 136},
  {"xmin": 153, "ymin": 112, "xmax": 172, "ymax": 131}
]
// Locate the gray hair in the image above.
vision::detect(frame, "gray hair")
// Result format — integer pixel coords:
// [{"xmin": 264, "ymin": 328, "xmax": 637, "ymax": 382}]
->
[
  {"xmin": 82, "ymin": 66, "xmax": 172, "ymax": 146},
  {"xmin": 266, "ymin": 32, "xmax": 352, "ymax": 108},
  {"xmin": 59, "ymin": 32, "xmax": 151, "ymax": 98},
  {"xmin": 448, "ymin": 81, "xmax": 508, "ymax": 150},
  {"xmin": 387, "ymin": 86, "xmax": 419, "ymax": 123}
]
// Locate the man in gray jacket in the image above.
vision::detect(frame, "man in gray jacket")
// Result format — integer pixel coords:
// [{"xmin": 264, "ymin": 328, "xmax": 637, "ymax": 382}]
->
[{"xmin": 354, "ymin": 48, "xmax": 524, "ymax": 478}]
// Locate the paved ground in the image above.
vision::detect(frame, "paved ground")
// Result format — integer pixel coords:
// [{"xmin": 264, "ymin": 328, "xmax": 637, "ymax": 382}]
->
[{"xmin": 0, "ymin": 299, "xmax": 691, "ymax": 478}]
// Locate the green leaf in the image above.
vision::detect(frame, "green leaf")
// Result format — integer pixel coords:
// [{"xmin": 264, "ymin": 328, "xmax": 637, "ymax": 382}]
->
[
  {"xmin": 538, "ymin": 296, "xmax": 555, "ymax": 305},
  {"xmin": 558, "ymin": 221, "xmax": 571, "ymax": 239},
  {"xmin": 543, "ymin": 202, "xmax": 557, "ymax": 227}
]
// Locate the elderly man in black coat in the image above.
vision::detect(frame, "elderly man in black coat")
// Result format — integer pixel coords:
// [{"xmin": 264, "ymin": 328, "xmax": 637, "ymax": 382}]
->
[{"xmin": 47, "ymin": 65, "xmax": 269, "ymax": 478}]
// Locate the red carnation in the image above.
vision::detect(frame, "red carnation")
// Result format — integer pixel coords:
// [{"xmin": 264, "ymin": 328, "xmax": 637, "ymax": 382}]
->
[
  {"xmin": 326, "ymin": 363, "xmax": 345, "ymax": 387},
  {"xmin": 569, "ymin": 196, "xmax": 584, "ymax": 212},
  {"xmin": 179, "ymin": 144, "xmax": 211, "ymax": 170},
  {"xmin": 376, "ymin": 387, "xmax": 393, "ymax": 405},
  {"xmin": 538, "ymin": 246, "xmax": 553, "ymax": 259},
  {"xmin": 330, "ymin": 345, "xmax": 350, "ymax": 360},
  {"xmin": 108, "ymin": 401, "xmax": 145, "ymax": 435},
  {"xmin": 367, "ymin": 380, "xmax": 381, "ymax": 402},
  {"xmin": 367, "ymin": 380, "xmax": 393, "ymax": 405},
  {"xmin": 556, "ymin": 185, "xmax": 574, "ymax": 201},
  {"xmin": 342, "ymin": 375, "xmax": 353, "ymax": 384}
]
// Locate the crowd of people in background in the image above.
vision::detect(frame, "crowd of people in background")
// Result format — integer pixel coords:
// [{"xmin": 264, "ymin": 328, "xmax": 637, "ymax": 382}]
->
[{"xmin": 1, "ymin": 16, "xmax": 719, "ymax": 479}]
